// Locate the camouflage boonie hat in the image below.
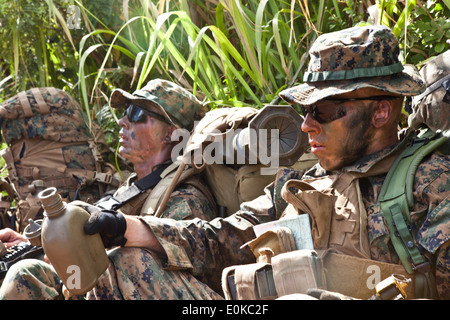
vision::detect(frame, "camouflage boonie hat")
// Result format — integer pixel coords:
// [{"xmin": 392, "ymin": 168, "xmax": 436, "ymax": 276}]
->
[
  {"xmin": 280, "ymin": 25, "xmax": 425, "ymax": 106},
  {"xmin": 110, "ymin": 79, "xmax": 205, "ymax": 131},
  {"xmin": 409, "ymin": 49, "xmax": 450, "ymax": 131}
]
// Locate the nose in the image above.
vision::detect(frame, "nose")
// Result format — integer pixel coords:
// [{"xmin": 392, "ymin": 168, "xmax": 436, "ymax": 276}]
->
[
  {"xmin": 118, "ymin": 115, "xmax": 129, "ymax": 128},
  {"xmin": 301, "ymin": 112, "xmax": 321, "ymax": 135}
]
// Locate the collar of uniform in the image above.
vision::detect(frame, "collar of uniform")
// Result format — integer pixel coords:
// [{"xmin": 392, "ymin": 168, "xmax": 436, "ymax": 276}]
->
[{"xmin": 124, "ymin": 160, "xmax": 173, "ymax": 187}]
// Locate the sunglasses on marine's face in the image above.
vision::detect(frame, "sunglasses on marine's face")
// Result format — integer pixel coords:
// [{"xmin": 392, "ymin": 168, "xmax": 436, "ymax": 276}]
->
[
  {"xmin": 301, "ymin": 95, "xmax": 401, "ymax": 124},
  {"xmin": 124, "ymin": 104, "xmax": 171, "ymax": 124}
]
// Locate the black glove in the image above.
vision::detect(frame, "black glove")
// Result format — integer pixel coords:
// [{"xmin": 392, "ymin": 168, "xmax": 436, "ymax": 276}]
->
[{"xmin": 83, "ymin": 209, "xmax": 127, "ymax": 248}]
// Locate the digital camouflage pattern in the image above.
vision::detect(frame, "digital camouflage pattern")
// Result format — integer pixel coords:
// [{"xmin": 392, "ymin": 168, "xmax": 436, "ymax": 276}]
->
[
  {"xmin": 0, "ymin": 247, "xmax": 222, "ymax": 300},
  {"xmin": 110, "ymin": 79, "xmax": 205, "ymax": 132},
  {"xmin": 280, "ymin": 25, "xmax": 425, "ymax": 106},
  {"xmin": 0, "ymin": 126, "xmax": 447, "ymax": 300},
  {"xmin": 0, "ymin": 87, "xmax": 93, "ymax": 144},
  {"xmin": 114, "ymin": 171, "xmax": 217, "ymax": 221},
  {"xmin": 409, "ymin": 49, "xmax": 450, "ymax": 132},
  {"xmin": 87, "ymin": 247, "xmax": 222, "ymax": 300},
  {"xmin": 0, "ymin": 87, "xmax": 113, "ymax": 231}
]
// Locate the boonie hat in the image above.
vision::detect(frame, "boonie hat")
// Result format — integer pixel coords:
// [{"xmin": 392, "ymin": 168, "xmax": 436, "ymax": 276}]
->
[
  {"xmin": 110, "ymin": 79, "xmax": 205, "ymax": 131},
  {"xmin": 280, "ymin": 25, "xmax": 426, "ymax": 106}
]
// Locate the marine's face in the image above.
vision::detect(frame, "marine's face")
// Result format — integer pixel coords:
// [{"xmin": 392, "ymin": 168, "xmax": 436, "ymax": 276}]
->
[
  {"xmin": 117, "ymin": 105, "xmax": 170, "ymax": 164},
  {"xmin": 301, "ymin": 99, "xmax": 376, "ymax": 171}
]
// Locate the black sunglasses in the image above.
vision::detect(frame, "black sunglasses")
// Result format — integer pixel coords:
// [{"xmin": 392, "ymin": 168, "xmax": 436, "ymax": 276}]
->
[
  {"xmin": 301, "ymin": 95, "xmax": 402, "ymax": 124},
  {"xmin": 124, "ymin": 104, "xmax": 171, "ymax": 125}
]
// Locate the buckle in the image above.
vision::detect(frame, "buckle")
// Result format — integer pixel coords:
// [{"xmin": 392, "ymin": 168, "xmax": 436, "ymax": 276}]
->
[
  {"xmin": 412, "ymin": 260, "xmax": 431, "ymax": 273},
  {"xmin": 96, "ymin": 197, "xmax": 121, "ymax": 211},
  {"xmin": 94, "ymin": 172, "xmax": 113, "ymax": 184}
]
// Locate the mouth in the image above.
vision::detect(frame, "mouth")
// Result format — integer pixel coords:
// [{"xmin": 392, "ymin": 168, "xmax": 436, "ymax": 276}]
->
[
  {"xmin": 119, "ymin": 132, "xmax": 128, "ymax": 144},
  {"xmin": 309, "ymin": 141, "xmax": 325, "ymax": 152}
]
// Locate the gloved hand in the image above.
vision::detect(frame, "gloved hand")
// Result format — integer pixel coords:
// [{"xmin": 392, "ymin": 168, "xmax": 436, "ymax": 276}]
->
[
  {"xmin": 83, "ymin": 208, "xmax": 127, "ymax": 248},
  {"xmin": 306, "ymin": 288, "xmax": 358, "ymax": 300}
]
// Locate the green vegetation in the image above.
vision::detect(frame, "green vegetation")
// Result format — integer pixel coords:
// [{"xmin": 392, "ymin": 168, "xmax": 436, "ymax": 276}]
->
[{"xmin": 1, "ymin": 0, "xmax": 449, "ymax": 137}]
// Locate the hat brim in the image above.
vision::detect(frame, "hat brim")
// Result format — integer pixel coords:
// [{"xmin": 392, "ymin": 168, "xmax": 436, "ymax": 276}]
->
[
  {"xmin": 110, "ymin": 89, "xmax": 177, "ymax": 127},
  {"xmin": 280, "ymin": 65, "xmax": 425, "ymax": 106}
]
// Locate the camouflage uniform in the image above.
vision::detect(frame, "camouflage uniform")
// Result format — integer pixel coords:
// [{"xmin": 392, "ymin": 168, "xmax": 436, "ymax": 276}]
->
[
  {"xmin": 2, "ymin": 27, "xmax": 449, "ymax": 300},
  {"xmin": 69, "ymin": 127, "xmax": 448, "ymax": 299}
]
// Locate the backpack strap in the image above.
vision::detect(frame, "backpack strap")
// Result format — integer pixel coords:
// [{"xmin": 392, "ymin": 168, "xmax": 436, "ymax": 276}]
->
[
  {"xmin": 17, "ymin": 91, "xmax": 33, "ymax": 117},
  {"xmin": 96, "ymin": 163, "xmax": 171, "ymax": 211},
  {"xmin": 30, "ymin": 88, "xmax": 50, "ymax": 114},
  {"xmin": 378, "ymin": 128, "xmax": 448, "ymax": 298},
  {"xmin": 152, "ymin": 160, "xmax": 210, "ymax": 217}
]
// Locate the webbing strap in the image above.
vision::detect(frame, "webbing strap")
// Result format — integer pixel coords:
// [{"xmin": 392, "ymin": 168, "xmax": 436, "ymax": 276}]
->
[
  {"xmin": 18, "ymin": 91, "xmax": 33, "ymax": 117},
  {"xmin": 96, "ymin": 163, "xmax": 171, "ymax": 210},
  {"xmin": 30, "ymin": 88, "xmax": 50, "ymax": 114},
  {"xmin": 379, "ymin": 129, "xmax": 448, "ymax": 274}
]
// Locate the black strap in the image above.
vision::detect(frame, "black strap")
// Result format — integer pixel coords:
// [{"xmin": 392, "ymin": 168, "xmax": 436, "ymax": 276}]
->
[{"xmin": 96, "ymin": 163, "xmax": 171, "ymax": 210}]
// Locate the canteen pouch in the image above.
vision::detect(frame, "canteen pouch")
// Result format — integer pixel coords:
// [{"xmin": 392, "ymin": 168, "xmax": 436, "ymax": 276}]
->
[
  {"xmin": 271, "ymin": 249, "xmax": 325, "ymax": 297},
  {"xmin": 222, "ymin": 263, "xmax": 273, "ymax": 300},
  {"xmin": 222, "ymin": 249, "xmax": 325, "ymax": 300}
]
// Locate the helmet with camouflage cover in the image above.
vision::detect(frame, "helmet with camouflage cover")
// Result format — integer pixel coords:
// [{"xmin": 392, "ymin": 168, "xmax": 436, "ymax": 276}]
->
[
  {"xmin": 408, "ymin": 49, "xmax": 450, "ymax": 132},
  {"xmin": 280, "ymin": 25, "xmax": 425, "ymax": 106},
  {"xmin": 110, "ymin": 79, "xmax": 205, "ymax": 132}
]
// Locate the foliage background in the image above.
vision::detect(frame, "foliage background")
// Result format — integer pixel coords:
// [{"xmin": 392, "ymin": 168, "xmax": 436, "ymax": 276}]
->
[{"xmin": 0, "ymin": 0, "xmax": 449, "ymax": 146}]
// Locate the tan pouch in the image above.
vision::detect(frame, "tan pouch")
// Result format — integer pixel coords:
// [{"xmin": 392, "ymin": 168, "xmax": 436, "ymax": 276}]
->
[
  {"xmin": 243, "ymin": 227, "xmax": 296, "ymax": 263},
  {"xmin": 222, "ymin": 263, "xmax": 272, "ymax": 300},
  {"xmin": 271, "ymin": 249, "xmax": 325, "ymax": 297},
  {"xmin": 320, "ymin": 250, "xmax": 415, "ymax": 299},
  {"xmin": 235, "ymin": 164, "xmax": 276, "ymax": 203},
  {"xmin": 280, "ymin": 179, "xmax": 335, "ymax": 250},
  {"xmin": 204, "ymin": 164, "xmax": 241, "ymax": 215}
]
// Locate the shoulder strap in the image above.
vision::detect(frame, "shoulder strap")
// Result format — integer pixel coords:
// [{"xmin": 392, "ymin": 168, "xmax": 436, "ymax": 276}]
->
[
  {"xmin": 150, "ymin": 161, "xmax": 210, "ymax": 217},
  {"xmin": 142, "ymin": 162, "xmax": 184, "ymax": 216},
  {"xmin": 378, "ymin": 129, "xmax": 448, "ymax": 298},
  {"xmin": 379, "ymin": 129, "xmax": 448, "ymax": 274},
  {"xmin": 96, "ymin": 163, "xmax": 171, "ymax": 210}
]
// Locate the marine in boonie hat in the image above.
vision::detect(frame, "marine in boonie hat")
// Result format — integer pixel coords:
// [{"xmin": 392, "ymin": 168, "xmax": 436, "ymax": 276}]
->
[
  {"xmin": 110, "ymin": 79, "xmax": 205, "ymax": 131},
  {"xmin": 279, "ymin": 25, "xmax": 426, "ymax": 106}
]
